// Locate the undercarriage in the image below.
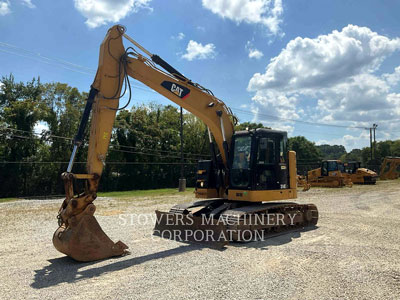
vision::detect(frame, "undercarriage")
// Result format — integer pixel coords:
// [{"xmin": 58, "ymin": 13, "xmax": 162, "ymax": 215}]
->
[{"xmin": 154, "ymin": 199, "xmax": 318, "ymax": 247}]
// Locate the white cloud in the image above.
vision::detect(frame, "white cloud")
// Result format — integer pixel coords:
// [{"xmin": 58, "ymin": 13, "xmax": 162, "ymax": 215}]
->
[
  {"xmin": 0, "ymin": 81, "xmax": 4, "ymax": 93},
  {"xmin": 202, "ymin": 0, "xmax": 283, "ymax": 35},
  {"xmin": 383, "ymin": 65, "xmax": 400, "ymax": 86},
  {"xmin": 21, "ymin": 0, "xmax": 35, "ymax": 9},
  {"xmin": 245, "ymin": 41, "xmax": 264, "ymax": 59},
  {"xmin": 247, "ymin": 25, "xmax": 400, "ymax": 146},
  {"xmin": 248, "ymin": 48, "xmax": 264, "ymax": 59},
  {"xmin": 0, "ymin": 1, "xmax": 10, "ymax": 16},
  {"xmin": 182, "ymin": 40, "xmax": 216, "ymax": 61},
  {"xmin": 172, "ymin": 32, "xmax": 185, "ymax": 40},
  {"xmin": 249, "ymin": 25, "xmax": 400, "ymax": 91},
  {"xmin": 74, "ymin": 0, "xmax": 152, "ymax": 28}
]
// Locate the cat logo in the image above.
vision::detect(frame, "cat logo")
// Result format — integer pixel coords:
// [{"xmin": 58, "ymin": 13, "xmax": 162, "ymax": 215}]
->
[
  {"xmin": 171, "ymin": 83, "xmax": 183, "ymax": 97},
  {"xmin": 161, "ymin": 81, "xmax": 190, "ymax": 99}
]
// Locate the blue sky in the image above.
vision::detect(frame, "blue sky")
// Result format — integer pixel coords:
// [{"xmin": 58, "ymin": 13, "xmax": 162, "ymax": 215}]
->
[{"xmin": 1, "ymin": 0, "xmax": 400, "ymax": 150}]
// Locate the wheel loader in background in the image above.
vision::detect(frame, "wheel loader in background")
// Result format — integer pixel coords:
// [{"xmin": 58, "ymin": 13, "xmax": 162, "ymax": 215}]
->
[
  {"xmin": 343, "ymin": 161, "xmax": 377, "ymax": 184},
  {"xmin": 307, "ymin": 160, "xmax": 352, "ymax": 188},
  {"xmin": 53, "ymin": 25, "xmax": 318, "ymax": 262},
  {"xmin": 379, "ymin": 157, "xmax": 400, "ymax": 180}
]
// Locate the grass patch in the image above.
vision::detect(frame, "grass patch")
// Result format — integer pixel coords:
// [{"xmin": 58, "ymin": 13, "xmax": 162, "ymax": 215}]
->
[
  {"xmin": 0, "ymin": 197, "xmax": 19, "ymax": 203},
  {"xmin": 97, "ymin": 188, "xmax": 195, "ymax": 199}
]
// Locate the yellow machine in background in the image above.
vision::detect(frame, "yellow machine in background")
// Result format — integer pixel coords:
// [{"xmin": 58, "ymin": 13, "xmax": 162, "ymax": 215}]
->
[
  {"xmin": 379, "ymin": 157, "xmax": 400, "ymax": 180},
  {"xmin": 53, "ymin": 25, "xmax": 318, "ymax": 262},
  {"xmin": 307, "ymin": 160, "xmax": 352, "ymax": 188},
  {"xmin": 343, "ymin": 161, "xmax": 377, "ymax": 184},
  {"xmin": 297, "ymin": 175, "xmax": 310, "ymax": 191}
]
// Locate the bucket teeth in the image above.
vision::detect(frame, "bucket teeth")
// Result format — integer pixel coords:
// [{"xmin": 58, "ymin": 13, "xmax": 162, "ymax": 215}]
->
[{"xmin": 53, "ymin": 204, "xmax": 129, "ymax": 262}]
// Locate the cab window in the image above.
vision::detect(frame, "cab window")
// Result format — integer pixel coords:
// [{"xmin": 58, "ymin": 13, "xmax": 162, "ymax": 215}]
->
[
  {"xmin": 232, "ymin": 136, "xmax": 251, "ymax": 169},
  {"xmin": 230, "ymin": 136, "xmax": 252, "ymax": 188},
  {"xmin": 257, "ymin": 138, "xmax": 275, "ymax": 164}
]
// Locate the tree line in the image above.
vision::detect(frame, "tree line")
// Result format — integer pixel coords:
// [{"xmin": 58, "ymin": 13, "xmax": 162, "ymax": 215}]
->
[{"xmin": 1, "ymin": 75, "xmax": 398, "ymax": 197}]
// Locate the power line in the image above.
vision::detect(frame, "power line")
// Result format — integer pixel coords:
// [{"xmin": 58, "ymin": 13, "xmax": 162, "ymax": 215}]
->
[
  {"xmin": 0, "ymin": 133, "xmax": 206, "ymax": 161},
  {"xmin": 0, "ymin": 41, "xmax": 386, "ymax": 130},
  {"xmin": 0, "ymin": 42, "xmax": 158, "ymax": 94},
  {"xmin": 0, "ymin": 48, "xmax": 94, "ymax": 76},
  {"xmin": 0, "ymin": 127, "xmax": 210, "ymax": 159},
  {"xmin": 0, "ymin": 42, "xmax": 95, "ymax": 72}
]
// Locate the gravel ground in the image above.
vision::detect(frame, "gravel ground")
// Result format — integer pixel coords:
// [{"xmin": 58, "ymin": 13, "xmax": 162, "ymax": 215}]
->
[{"xmin": 1, "ymin": 180, "xmax": 400, "ymax": 300}]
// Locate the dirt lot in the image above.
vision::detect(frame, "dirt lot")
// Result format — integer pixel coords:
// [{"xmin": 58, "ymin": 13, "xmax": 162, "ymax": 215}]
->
[{"xmin": 1, "ymin": 180, "xmax": 400, "ymax": 300}]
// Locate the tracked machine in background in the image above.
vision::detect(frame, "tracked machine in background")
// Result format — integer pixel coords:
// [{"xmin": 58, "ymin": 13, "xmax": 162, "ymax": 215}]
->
[
  {"xmin": 53, "ymin": 25, "xmax": 318, "ymax": 262},
  {"xmin": 343, "ymin": 161, "xmax": 377, "ymax": 184},
  {"xmin": 379, "ymin": 157, "xmax": 400, "ymax": 180},
  {"xmin": 307, "ymin": 160, "xmax": 353, "ymax": 188}
]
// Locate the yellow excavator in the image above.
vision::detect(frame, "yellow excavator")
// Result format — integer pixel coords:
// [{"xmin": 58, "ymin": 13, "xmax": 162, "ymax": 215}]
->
[
  {"xmin": 53, "ymin": 25, "xmax": 318, "ymax": 262},
  {"xmin": 379, "ymin": 157, "xmax": 400, "ymax": 180}
]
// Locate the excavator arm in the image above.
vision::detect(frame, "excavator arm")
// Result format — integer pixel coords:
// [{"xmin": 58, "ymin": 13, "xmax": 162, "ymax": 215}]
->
[{"xmin": 54, "ymin": 25, "xmax": 235, "ymax": 261}]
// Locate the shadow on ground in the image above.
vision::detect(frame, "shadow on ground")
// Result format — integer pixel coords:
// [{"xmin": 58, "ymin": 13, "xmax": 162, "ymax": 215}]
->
[
  {"xmin": 231, "ymin": 225, "xmax": 318, "ymax": 250},
  {"xmin": 31, "ymin": 244, "xmax": 202, "ymax": 289},
  {"xmin": 32, "ymin": 226, "xmax": 318, "ymax": 289}
]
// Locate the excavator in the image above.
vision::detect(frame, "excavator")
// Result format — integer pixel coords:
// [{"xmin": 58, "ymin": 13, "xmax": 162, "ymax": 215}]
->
[
  {"xmin": 379, "ymin": 157, "xmax": 400, "ymax": 180},
  {"xmin": 343, "ymin": 161, "xmax": 377, "ymax": 184},
  {"xmin": 307, "ymin": 160, "xmax": 352, "ymax": 188},
  {"xmin": 53, "ymin": 25, "xmax": 318, "ymax": 262}
]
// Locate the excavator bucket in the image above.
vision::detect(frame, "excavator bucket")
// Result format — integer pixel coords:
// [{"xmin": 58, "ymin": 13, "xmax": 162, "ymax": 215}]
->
[
  {"xmin": 153, "ymin": 210, "xmax": 229, "ymax": 248},
  {"xmin": 53, "ymin": 204, "xmax": 129, "ymax": 262}
]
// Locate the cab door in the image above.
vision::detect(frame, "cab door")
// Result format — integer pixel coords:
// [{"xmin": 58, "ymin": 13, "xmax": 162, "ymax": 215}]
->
[
  {"xmin": 254, "ymin": 135, "xmax": 288, "ymax": 190},
  {"xmin": 321, "ymin": 161, "xmax": 329, "ymax": 176}
]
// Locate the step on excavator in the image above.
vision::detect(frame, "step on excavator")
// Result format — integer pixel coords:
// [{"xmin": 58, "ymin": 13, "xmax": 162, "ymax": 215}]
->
[
  {"xmin": 307, "ymin": 160, "xmax": 353, "ymax": 188},
  {"xmin": 343, "ymin": 161, "xmax": 377, "ymax": 184},
  {"xmin": 53, "ymin": 25, "xmax": 318, "ymax": 262}
]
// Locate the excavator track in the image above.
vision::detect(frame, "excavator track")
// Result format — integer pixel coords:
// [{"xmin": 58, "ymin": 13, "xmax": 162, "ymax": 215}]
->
[{"xmin": 154, "ymin": 200, "xmax": 318, "ymax": 247}]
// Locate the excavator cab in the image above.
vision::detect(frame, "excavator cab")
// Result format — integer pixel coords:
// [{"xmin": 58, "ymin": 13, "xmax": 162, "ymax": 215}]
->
[
  {"xmin": 195, "ymin": 129, "xmax": 292, "ymax": 200},
  {"xmin": 229, "ymin": 129, "xmax": 288, "ymax": 191}
]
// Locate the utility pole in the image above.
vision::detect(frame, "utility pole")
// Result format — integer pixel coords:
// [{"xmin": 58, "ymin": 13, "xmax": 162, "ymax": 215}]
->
[
  {"xmin": 178, "ymin": 106, "xmax": 186, "ymax": 192},
  {"xmin": 373, "ymin": 124, "xmax": 378, "ymax": 159},
  {"xmin": 369, "ymin": 127, "xmax": 373, "ymax": 161}
]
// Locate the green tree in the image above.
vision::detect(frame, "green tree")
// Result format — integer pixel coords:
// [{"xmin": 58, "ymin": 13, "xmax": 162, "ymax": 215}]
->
[
  {"xmin": 288, "ymin": 136, "xmax": 322, "ymax": 161},
  {"xmin": 0, "ymin": 75, "xmax": 44, "ymax": 196},
  {"xmin": 235, "ymin": 122, "xmax": 269, "ymax": 131},
  {"xmin": 317, "ymin": 144, "xmax": 347, "ymax": 160},
  {"xmin": 340, "ymin": 148, "xmax": 362, "ymax": 162},
  {"xmin": 391, "ymin": 140, "xmax": 400, "ymax": 156}
]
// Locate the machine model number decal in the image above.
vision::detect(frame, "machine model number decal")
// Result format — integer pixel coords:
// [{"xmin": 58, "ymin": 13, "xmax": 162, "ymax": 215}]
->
[{"xmin": 161, "ymin": 81, "xmax": 190, "ymax": 99}]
